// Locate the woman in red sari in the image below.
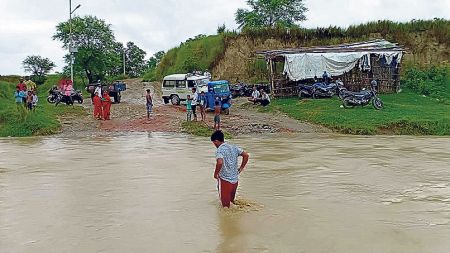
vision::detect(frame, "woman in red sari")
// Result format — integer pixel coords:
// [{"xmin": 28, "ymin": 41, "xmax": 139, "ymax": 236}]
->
[
  {"xmin": 93, "ymin": 92, "xmax": 103, "ymax": 120},
  {"xmin": 102, "ymin": 90, "xmax": 112, "ymax": 120}
]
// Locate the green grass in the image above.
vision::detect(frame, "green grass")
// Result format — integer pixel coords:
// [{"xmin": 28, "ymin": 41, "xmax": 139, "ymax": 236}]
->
[
  {"xmin": 143, "ymin": 34, "xmax": 225, "ymax": 81},
  {"xmin": 182, "ymin": 121, "xmax": 232, "ymax": 139},
  {"xmin": 0, "ymin": 76, "xmax": 86, "ymax": 137},
  {"xmin": 269, "ymin": 90, "xmax": 450, "ymax": 135}
]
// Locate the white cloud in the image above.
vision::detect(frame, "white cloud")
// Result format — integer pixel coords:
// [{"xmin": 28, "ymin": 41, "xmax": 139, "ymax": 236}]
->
[{"xmin": 0, "ymin": 0, "xmax": 448, "ymax": 75}]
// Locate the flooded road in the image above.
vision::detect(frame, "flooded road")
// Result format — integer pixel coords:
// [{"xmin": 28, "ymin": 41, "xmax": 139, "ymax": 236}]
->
[{"xmin": 1, "ymin": 133, "xmax": 450, "ymax": 253}]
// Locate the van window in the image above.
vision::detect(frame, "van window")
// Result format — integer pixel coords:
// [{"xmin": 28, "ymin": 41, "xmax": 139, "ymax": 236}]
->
[
  {"xmin": 187, "ymin": 80, "xmax": 196, "ymax": 88},
  {"xmin": 164, "ymin": 80, "xmax": 176, "ymax": 88},
  {"xmin": 176, "ymin": 80, "xmax": 186, "ymax": 88},
  {"xmin": 198, "ymin": 78, "xmax": 209, "ymax": 86}
]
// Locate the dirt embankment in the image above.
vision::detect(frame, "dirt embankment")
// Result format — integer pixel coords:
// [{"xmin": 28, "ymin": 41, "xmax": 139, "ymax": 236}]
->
[
  {"xmin": 212, "ymin": 32, "xmax": 450, "ymax": 83},
  {"xmin": 59, "ymin": 79, "xmax": 328, "ymax": 137}
]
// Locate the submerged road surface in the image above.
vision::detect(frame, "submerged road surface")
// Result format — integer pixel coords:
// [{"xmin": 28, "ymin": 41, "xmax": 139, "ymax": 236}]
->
[{"xmin": 1, "ymin": 133, "xmax": 450, "ymax": 252}]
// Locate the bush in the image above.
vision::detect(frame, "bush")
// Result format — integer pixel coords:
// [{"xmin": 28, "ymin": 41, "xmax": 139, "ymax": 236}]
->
[{"xmin": 402, "ymin": 65, "xmax": 450, "ymax": 103}]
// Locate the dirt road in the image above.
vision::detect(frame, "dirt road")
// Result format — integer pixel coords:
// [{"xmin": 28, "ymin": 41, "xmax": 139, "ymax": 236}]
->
[{"xmin": 59, "ymin": 79, "xmax": 328, "ymax": 137}]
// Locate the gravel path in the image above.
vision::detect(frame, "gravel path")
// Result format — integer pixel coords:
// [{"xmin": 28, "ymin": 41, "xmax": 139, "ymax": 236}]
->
[{"xmin": 58, "ymin": 79, "xmax": 329, "ymax": 137}]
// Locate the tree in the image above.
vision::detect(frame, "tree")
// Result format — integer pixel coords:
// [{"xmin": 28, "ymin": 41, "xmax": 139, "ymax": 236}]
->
[
  {"xmin": 124, "ymin": 42, "xmax": 147, "ymax": 77},
  {"xmin": 53, "ymin": 15, "xmax": 118, "ymax": 83},
  {"xmin": 22, "ymin": 55, "xmax": 56, "ymax": 84},
  {"xmin": 217, "ymin": 24, "xmax": 227, "ymax": 34},
  {"xmin": 235, "ymin": 0, "xmax": 308, "ymax": 29},
  {"xmin": 147, "ymin": 51, "xmax": 165, "ymax": 70}
]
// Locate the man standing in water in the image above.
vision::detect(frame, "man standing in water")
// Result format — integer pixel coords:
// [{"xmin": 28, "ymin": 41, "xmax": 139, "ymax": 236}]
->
[{"xmin": 211, "ymin": 130, "xmax": 249, "ymax": 208}]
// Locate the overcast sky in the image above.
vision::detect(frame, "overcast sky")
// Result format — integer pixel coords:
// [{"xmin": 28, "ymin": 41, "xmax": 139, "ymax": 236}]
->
[{"xmin": 0, "ymin": 0, "xmax": 449, "ymax": 75}]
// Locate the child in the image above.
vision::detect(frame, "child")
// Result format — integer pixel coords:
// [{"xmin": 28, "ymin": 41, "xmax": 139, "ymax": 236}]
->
[
  {"xmin": 26, "ymin": 91, "xmax": 33, "ymax": 111},
  {"xmin": 214, "ymin": 100, "xmax": 221, "ymax": 130},
  {"xmin": 32, "ymin": 90, "xmax": 38, "ymax": 111},
  {"xmin": 186, "ymin": 94, "xmax": 192, "ymax": 121},
  {"xmin": 199, "ymin": 91, "xmax": 207, "ymax": 121}
]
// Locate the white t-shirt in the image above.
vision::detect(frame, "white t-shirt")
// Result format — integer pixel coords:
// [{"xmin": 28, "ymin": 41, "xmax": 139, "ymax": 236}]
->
[
  {"xmin": 262, "ymin": 93, "xmax": 270, "ymax": 102},
  {"xmin": 192, "ymin": 92, "xmax": 198, "ymax": 105},
  {"xmin": 94, "ymin": 86, "xmax": 102, "ymax": 98},
  {"xmin": 251, "ymin": 90, "xmax": 260, "ymax": 99}
]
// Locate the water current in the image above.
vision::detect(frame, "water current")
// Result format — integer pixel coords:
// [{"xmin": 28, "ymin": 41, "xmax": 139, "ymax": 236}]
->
[{"xmin": 1, "ymin": 133, "xmax": 449, "ymax": 252}]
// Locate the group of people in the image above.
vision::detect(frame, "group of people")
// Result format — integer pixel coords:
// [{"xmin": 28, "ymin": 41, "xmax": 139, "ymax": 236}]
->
[
  {"xmin": 248, "ymin": 86, "xmax": 271, "ymax": 106},
  {"xmin": 92, "ymin": 90, "xmax": 112, "ymax": 120},
  {"xmin": 14, "ymin": 77, "xmax": 38, "ymax": 111},
  {"xmin": 185, "ymin": 87, "xmax": 222, "ymax": 130}
]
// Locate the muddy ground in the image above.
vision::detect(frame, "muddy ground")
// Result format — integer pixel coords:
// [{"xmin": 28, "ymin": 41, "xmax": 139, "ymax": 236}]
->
[{"xmin": 58, "ymin": 79, "xmax": 329, "ymax": 137}]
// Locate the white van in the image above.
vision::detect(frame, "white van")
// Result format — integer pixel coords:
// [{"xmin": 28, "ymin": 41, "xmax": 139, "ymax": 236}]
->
[{"xmin": 162, "ymin": 74, "xmax": 210, "ymax": 105}]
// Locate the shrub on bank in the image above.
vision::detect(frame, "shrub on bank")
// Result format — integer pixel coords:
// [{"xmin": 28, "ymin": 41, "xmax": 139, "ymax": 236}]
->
[{"xmin": 402, "ymin": 65, "xmax": 450, "ymax": 103}]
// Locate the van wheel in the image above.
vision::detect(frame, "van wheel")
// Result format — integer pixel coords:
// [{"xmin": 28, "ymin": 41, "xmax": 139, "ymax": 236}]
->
[{"xmin": 171, "ymin": 95, "xmax": 180, "ymax": 105}]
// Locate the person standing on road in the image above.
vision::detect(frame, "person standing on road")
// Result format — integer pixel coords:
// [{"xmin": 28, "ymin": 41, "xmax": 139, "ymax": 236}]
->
[
  {"xmin": 214, "ymin": 100, "xmax": 221, "ymax": 130},
  {"xmin": 186, "ymin": 94, "xmax": 193, "ymax": 121},
  {"xmin": 102, "ymin": 90, "xmax": 112, "ymax": 120},
  {"xmin": 199, "ymin": 91, "xmax": 207, "ymax": 122},
  {"xmin": 211, "ymin": 130, "xmax": 250, "ymax": 208},
  {"xmin": 93, "ymin": 92, "xmax": 103, "ymax": 120},
  {"xmin": 191, "ymin": 87, "xmax": 198, "ymax": 121},
  {"xmin": 146, "ymin": 89, "xmax": 153, "ymax": 120}
]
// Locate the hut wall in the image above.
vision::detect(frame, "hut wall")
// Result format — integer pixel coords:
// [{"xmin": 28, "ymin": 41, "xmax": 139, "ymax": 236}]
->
[{"xmin": 272, "ymin": 54, "xmax": 401, "ymax": 97}]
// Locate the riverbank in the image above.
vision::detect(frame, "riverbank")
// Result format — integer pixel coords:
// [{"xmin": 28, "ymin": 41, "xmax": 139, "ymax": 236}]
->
[
  {"xmin": 0, "ymin": 77, "xmax": 85, "ymax": 137},
  {"xmin": 2, "ymin": 75, "xmax": 448, "ymax": 138},
  {"xmin": 265, "ymin": 90, "xmax": 450, "ymax": 135},
  {"xmin": 58, "ymin": 79, "xmax": 328, "ymax": 138}
]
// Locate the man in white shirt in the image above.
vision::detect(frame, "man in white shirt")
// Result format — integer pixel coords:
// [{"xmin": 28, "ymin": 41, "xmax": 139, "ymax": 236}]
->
[{"xmin": 248, "ymin": 86, "xmax": 260, "ymax": 104}]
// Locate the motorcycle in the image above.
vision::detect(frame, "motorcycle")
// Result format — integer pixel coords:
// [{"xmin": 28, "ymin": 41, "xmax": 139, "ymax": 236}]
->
[
  {"xmin": 55, "ymin": 90, "xmax": 83, "ymax": 106},
  {"xmin": 341, "ymin": 81, "xmax": 383, "ymax": 110},
  {"xmin": 47, "ymin": 88, "xmax": 59, "ymax": 104},
  {"xmin": 230, "ymin": 83, "xmax": 251, "ymax": 98},
  {"xmin": 336, "ymin": 80, "xmax": 351, "ymax": 100},
  {"xmin": 298, "ymin": 82, "xmax": 337, "ymax": 99}
]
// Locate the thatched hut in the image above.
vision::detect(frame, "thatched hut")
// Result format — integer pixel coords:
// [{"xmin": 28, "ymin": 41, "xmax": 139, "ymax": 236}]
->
[{"xmin": 257, "ymin": 39, "xmax": 405, "ymax": 96}]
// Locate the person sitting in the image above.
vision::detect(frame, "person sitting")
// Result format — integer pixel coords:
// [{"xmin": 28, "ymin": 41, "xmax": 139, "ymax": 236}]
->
[
  {"xmin": 255, "ymin": 89, "xmax": 271, "ymax": 106},
  {"xmin": 247, "ymin": 86, "xmax": 260, "ymax": 104}
]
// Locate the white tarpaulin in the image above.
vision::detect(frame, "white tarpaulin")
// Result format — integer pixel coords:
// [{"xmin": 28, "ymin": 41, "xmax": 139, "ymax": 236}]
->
[{"xmin": 283, "ymin": 51, "xmax": 402, "ymax": 81}]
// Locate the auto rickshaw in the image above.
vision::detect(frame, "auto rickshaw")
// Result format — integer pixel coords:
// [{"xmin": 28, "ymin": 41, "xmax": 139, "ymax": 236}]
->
[{"xmin": 206, "ymin": 80, "xmax": 232, "ymax": 115}]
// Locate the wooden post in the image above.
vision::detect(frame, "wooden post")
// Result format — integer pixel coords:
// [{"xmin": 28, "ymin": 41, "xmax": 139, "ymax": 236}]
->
[{"xmin": 269, "ymin": 58, "xmax": 275, "ymax": 94}]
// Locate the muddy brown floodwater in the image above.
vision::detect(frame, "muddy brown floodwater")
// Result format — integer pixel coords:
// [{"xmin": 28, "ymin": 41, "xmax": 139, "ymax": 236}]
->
[{"xmin": 1, "ymin": 133, "xmax": 450, "ymax": 253}]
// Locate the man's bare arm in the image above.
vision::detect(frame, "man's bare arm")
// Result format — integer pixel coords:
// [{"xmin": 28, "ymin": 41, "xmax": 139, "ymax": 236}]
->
[
  {"xmin": 214, "ymin": 158, "xmax": 224, "ymax": 179},
  {"xmin": 239, "ymin": 151, "xmax": 249, "ymax": 173}
]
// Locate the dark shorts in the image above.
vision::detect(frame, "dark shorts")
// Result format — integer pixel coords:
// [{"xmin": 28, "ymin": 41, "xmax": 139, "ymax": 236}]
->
[
  {"xmin": 218, "ymin": 178, "xmax": 238, "ymax": 208},
  {"xmin": 191, "ymin": 105, "xmax": 197, "ymax": 115},
  {"xmin": 214, "ymin": 115, "xmax": 221, "ymax": 123},
  {"xmin": 146, "ymin": 103, "xmax": 153, "ymax": 112}
]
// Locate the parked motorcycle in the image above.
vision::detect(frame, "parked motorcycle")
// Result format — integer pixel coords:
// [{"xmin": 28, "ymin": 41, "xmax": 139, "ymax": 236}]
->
[
  {"xmin": 230, "ymin": 83, "xmax": 252, "ymax": 97},
  {"xmin": 336, "ymin": 80, "xmax": 351, "ymax": 100},
  {"xmin": 55, "ymin": 90, "xmax": 83, "ymax": 106},
  {"xmin": 47, "ymin": 88, "xmax": 59, "ymax": 104},
  {"xmin": 298, "ymin": 82, "xmax": 337, "ymax": 99},
  {"xmin": 341, "ymin": 81, "xmax": 383, "ymax": 110}
]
